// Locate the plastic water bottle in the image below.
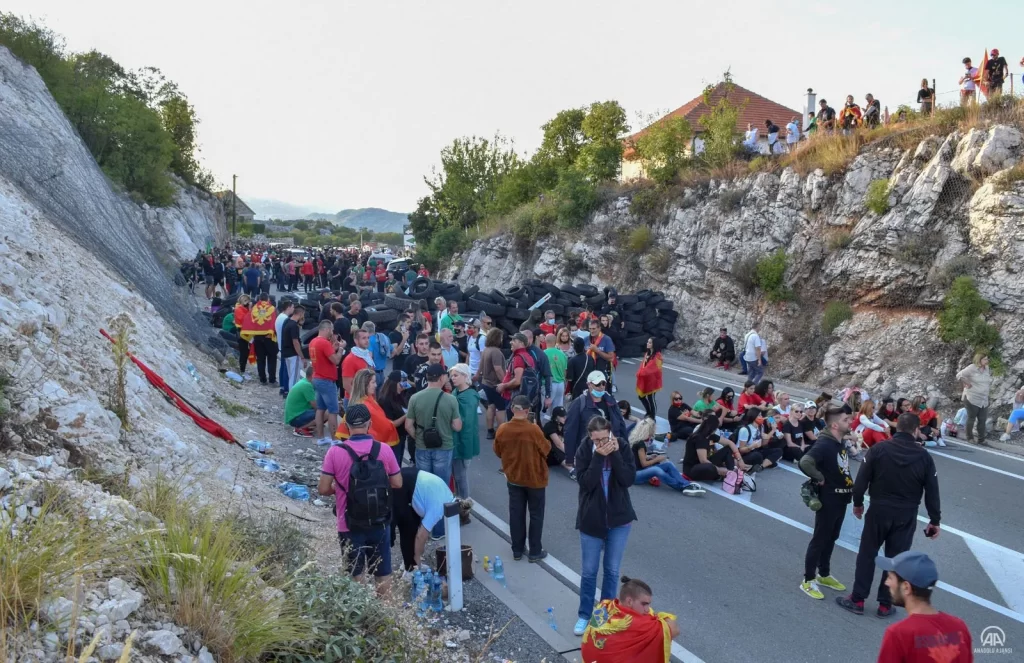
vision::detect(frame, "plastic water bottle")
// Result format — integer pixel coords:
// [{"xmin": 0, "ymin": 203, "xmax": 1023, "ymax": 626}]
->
[
  {"xmin": 410, "ymin": 570, "xmax": 422, "ymax": 603},
  {"xmin": 417, "ymin": 570, "xmax": 432, "ymax": 617},
  {"xmin": 225, "ymin": 371, "xmax": 244, "ymax": 383},
  {"xmin": 187, "ymin": 362, "xmax": 199, "ymax": 382},
  {"xmin": 246, "ymin": 440, "xmax": 272, "ymax": 453},
  {"xmin": 278, "ymin": 482, "xmax": 309, "ymax": 500},
  {"xmin": 254, "ymin": 458, "xmax": 280, "ymax": 472},
  {"xmin": 493, "ymin": 556, "xmax": 506, "ymax": 587},
  {"xmin": 547, "ymin": 607, "xmax": 558, "ymax": 631},
  {"xmin": 430, "ymin": 575, "xmax": 443, "ymax": 612}
]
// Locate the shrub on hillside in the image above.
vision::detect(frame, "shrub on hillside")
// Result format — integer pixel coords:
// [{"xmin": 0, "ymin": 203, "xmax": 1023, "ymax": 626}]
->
[
  {"xmin": 718, "ymin": 187, "xmax": 745, "ymax": 212},
  {"xmin": 754, "ymin": 249, "xmax": 792, "ymax": 302},
  {"xmin": 626, "ymin": 226, "xmax": 653, "ymax": 254},
  {"xmin": 827, "ymin": 229, "xmax": 853, "ymax": 251},
  {"xmin": 938, "ymin": 276, "xmax": 1002, "ymax": 369},
  {"xmin": 647, "ymin": 246, "xmax": 673, "ymax": 273},
  {"xmin": 822, "ymin": 301, "xmax": 853, "ymax": 335},
  {"xmin": 929, "ymin": 254, "xmax": 978, "ymax": 289},
  {"xmin": 731, "ymin": 254, "xmax": 759, "ymax": 295},
  {"xmin": 553, "ymin": 167, "xmax": 598, "ymax": 230},
  {"xmin": 630, "ymin": 187, "xmax": 664, "ymax": 222},
  {"xmin": 866, "ymin": 179, "xmax": 891, "ymax": 215}
]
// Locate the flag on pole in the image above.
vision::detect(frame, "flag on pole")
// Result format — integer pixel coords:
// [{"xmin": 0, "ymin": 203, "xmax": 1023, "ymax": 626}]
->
[{"xmin": 976, "ymin": 49, "xmax": 989, "ymax": 97}]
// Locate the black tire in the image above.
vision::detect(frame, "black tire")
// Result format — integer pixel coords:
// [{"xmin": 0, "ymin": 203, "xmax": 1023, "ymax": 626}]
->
[
  {"xmin": 629, "ymin": 301, "xmax": 647, "ymax": 313},
  {"xmin": 568, "ymin": 307, "xmax": 585, "ymax": 320},
  {"xmin": 655, "ymin": 300, "xmax": 674, "ymax": 310},
  {"xmin": 367, "ymin": 308, "xmax": 399, "ymax": 324},
  {"xmin": 617, "ymin": 294, "xmax": 638, "ymax": 306},
  {"xmin": 546, "ymin": 303, "xmax": 565, "ymax": 315},
  {"xmin": 438, "ymin": 281, "xmax": 458, "ymax": 293},
  {"xmin": 505, "ymin": 307, "xmax": 530, "ymax": 321},
  {"xmin": 540, "ymin": 282, "xmax": 560, "ymax": 296},
  {"xmin": 489, "ymin": 289, "xmax": 508, "ymax": 305},
  {"xmin": 506, "ymin": 285, "xmax": 529, "ymax": 300},
  {"xmin": 463, "ymin": 285, "xmax": 480, "ymax": 299},
  {"xmin": 635, "ymin": 289, "xmax": 653, "ymax": 300},
  {"xmin": 585, "ymin": 293, "xmax": 605, "ymax": 306},
  {"xmin": 301, "ymin": 329, "xmax": 319, "ymax": 345},
  {"xmin": 560, "ymin": 284, "xmax": 581, "ymax": 296},
  {"xmin": 385, "ymin": 294, "xmax": 415, "ymax": 311},
  {"xmin": 302, "ymin": 317, "xmax": 319, "ymax": 330},
  {"xmin": 410, "ymin": 277, "xmax": 432, "ymax": 295},
  {"xmin": 524, "ymin": 278, "xmax": 542, "ymax": 286},
  {"xmin": 642, "ymin": 307, "xmax": 658, "ymax": 322},
  {"xmin": 647, "ymin": 294, "xmax": 665, "ymax": 306},
  {"xmin": 472, "ymin": 291, "xmax": 494, "ymax": 304},
  {"xmin": 575, "ymin": 283, "xmax": 599, "ymax": 296},
  {"xmin": 499, "ymin": 318, "xmax": 519, "ymax": 336},
  {"xmin": 658, "ymin": 309, "xmax": 679, "ymax": 323},
  {"xmin": 468, "ymin": 297, "xmax": 505, "ymax": 316},
  {"xmin": 623, "ymin": 312, "xmax": 644, "ymax": 323},
  {"xmin": 553, "ymin": 297, "xmax": 573, "ymax": 307},
  {"xmin": 625, "ymin": 320, "xmax": 644, "ymax": 334},
  {"xmin": 621, "ymin": 335, "xmax": 649, "ymax": 348}
]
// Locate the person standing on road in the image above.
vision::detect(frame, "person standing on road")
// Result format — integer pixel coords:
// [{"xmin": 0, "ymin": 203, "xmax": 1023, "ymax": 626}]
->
[
  {"xmin": 494, "ymin": 395, "xmax": 551, "ymax": 562},
  {"xmin": 573, "ymin": 415, "xmax": 637, "ymax": 636},
  {"xmin": 837, "ymin": 412, "xmax": 941, "ymax": 618},
  {"xmin": 449, "ymin": 363, "xmax": 480, "ymax": 503},
  {"xmin": 584, "ymin": 319, "xmax": 616, "ymax": 393},
  {"xmin": 275, "ymin": 299, "xmax": 294, "ymax": 396},
  {"xmin": 233, "ymin": 295, "xmax": 252, "ymax": 375},
  {"xmin": 405, "ymin": 363, "xmax": 462, "ymax": 540},
  {"xmin": 874, "ymin": 552, "xmax": 972, "ymax": 662},
  {"xmin": 563, "ymin": 371, "xmax": 628, "ymax": 481},
  {"xmin": 799, "ymin": 405, "xmax": 854, "ymax": 600},
  {"xmin": 565, "ymin": 337, "xmax": 596, "ymax": 401},
  {"xmin": 635, "ymin": 338, "xmax": 663, "ymax": 419},
  {"xmin": 544, "ymin": 334, "xmax": 567, "ymax": 410},
  {"xmin": 478, "ymin": 328, "xmax": 507, "ymax": 440},
  {"xmin": 742, "ymin": 323, "xmax": 765, "ymax": 383},
  {"xmin": 956, "ymin": 352, "xmax": 992, "ymax": 444},
  {"xmin": 524, "ymin": 330, "xmax": 553, "ymax": 414}
]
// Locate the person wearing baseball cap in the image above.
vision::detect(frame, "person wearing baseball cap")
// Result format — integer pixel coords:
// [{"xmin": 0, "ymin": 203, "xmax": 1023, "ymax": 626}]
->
[
  {"xmin": 985, "ymin": 48, "xmax": 1009, "ymax": 98},
  {"xmin": 496, "ymin": 332, "xmax": 538, "ymax": 416},
  {"xmin": 875, "ymin": 552, "xmax": 972, "ymax": 662},
  {"xmin": 561, "ymin": 369, "xmax": 627, "ymax": 481},
  {"xmin": 318, "ymin": 403, "xmax": 402, "ymax": 583}
]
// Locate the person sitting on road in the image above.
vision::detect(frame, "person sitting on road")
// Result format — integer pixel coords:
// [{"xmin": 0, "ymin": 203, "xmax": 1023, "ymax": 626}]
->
[
  {"xmin": 710, "ymin": 328, "xmax": 736, "ymax": 368},
  {"xmin": 802, "ymin": 401, "xmax": 823, "ymax": 444},
  {"xmin": 856, "ymin": 400, "xmax": 890, "ymax": 448},
  {"xmin": 738, "ymin": 381, "xmax": 768, "ymax": 413},
  {"xmin": 543, "ymin": 406, "xmax": 569, "ymax": 469},
  {"xmin": 878, "ymin": 398, "xmax": 899, "ymax": 433},
  {"xmin": 735, "ymin": 408, "xmax": 779, "ymax": 471},
  {"xmin": 682, "ymin": 414, "xmax": 750, "ymax": 482},
  {"xmin": 774, "ymin": 390, "xmax": 792, "ymax": 416},
  {"xmin": 629, "ymin": 418, "xmax": 705, "ymax": 496},
  {"xmin": 692, "ymin": 387, "xmax": 717, "ymax": 416},
  {"xmin": 754, "ymin": 379, "xmax": 776, "ymax": 406},
  {"xmin": 619, "ymin": 400, "xmax": 639, "ymax": 437},
  {"xmin": 911, "ymin": 395, "xmax": 943, "ymax": 446},
  {"xmin": 667, "ymin": 391, "xmax": 702, "ymax": 441},
  {"xmin": 1001, "ymin": 386, "xmax": 1024, "ymax": 442},
  {"xmin": 714, "ymin": 387, "xmax": 743, "ymax": 431},
  {"xmin": 781, "ymin": 401, "xmax": 810, "ymax": 461},
  {"xmin": 580, "ymin": 576, "xmax": 680, "ymax": 663}
]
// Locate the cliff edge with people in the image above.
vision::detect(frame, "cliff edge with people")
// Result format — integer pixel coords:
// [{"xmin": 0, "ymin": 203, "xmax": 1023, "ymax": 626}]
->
[{"xmin": 445, "ymin": 104, "xmax": 1024, "ymax": 411}]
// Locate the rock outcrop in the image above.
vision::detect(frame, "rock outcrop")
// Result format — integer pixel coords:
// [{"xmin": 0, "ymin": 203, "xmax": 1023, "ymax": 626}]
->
[{"xmin": 448, "ymin": 125, "xmax": 1024, "ymax": 406}]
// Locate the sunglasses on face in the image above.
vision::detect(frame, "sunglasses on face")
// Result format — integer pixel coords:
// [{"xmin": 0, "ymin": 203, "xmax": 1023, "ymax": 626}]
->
[{"xmin": 591, "ymin": 381, "xmax": 607, "ymax": 388}]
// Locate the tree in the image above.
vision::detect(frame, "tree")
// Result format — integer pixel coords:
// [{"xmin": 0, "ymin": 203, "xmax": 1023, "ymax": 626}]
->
[
  {"xmin": 699, "ymin": 81, "xmax": 743, "ymax": 169},
  {"xmin": 552, "ymin": 167, "xmax": 598, "ymax": 230},
  {"xmin": 633, "ymin": 113, "xmax": 692, "ymax": 184},
  {"xmin": 538, "ymin": 108, "xmax": 587, "ymax": 169},
  {"xmin": 938, "ymin": 276, "xmax": 1002, "ymax": 363},
  {"xmin": 375, "ymin": 232, "xmax": 403, "ymax": 247},
  {"xmin": 578, "ymin": 101, "xmax": 629, "ymax": 181}
]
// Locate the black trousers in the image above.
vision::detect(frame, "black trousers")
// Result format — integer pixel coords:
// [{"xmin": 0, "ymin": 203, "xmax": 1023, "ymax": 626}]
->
[
  {"xmin": 393, "ymin": 507, "xmax": 421, "ymax": 572},
  {"xmin": 684, "ymin": 447, "xmax": 735, "ymax": 482},
  {"xmin": 804, "ymin": 496, "xmax": 848, "ymax": 582},
  {"xmin": 507, "ymin": 483, "xmax": 545, "ymax": 558},
  {"xmin": 639, "ymin": 393, "xmax": 657, "ymax": 419},
  {"xmin": 852, "ymin": 506, "xmax": 917, "ymax": 605},
  {"xmin": 237, "ymin": 337, "xmax": 250, "ymax": 374},
  {"xmin": 252, "ymin": 336, "xmax": 278, "ymax": 383}
]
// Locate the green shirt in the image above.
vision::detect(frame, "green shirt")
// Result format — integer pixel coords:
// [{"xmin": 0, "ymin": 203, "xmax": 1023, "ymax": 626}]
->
[
  {"xmin": 407, "ymin": 386, "xmax": 460, "ymax": 450},
  {"xmin": 440, "ymin": 312, "xmax": 463, "ymax": 332},
  {"xmin": 221, "ymin": 311, "xmax": 236, "ymax": 332},
  {"xmin": 544, "ymin": 347, "xmax": 567, "ymax": 383},
  {"xmin": 405, "ymin": 269, "xmax": 417, "ymax": 284},
  {"xmin": 283, "ymin": 379, "xmax": 315, "ymax": 424},
  {"xmin": 693, "ymin": 399, "xmax": 715, "ymax": 413}
]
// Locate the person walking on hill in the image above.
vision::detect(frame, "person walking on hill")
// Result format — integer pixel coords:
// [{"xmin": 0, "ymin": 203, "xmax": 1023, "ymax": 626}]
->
[
  {"xmin": 837, "ymin": 412, "xmax": 941, "ymax": 619},
  {"xmin": 494, "ymin": 395, "xmax": 551, "ymax": 562}
]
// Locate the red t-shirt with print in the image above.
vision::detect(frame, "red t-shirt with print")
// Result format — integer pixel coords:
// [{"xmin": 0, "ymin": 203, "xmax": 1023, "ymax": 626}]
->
[{"xmin": 876, "ymin": 612, "xmax": 972, "ymax": 663}]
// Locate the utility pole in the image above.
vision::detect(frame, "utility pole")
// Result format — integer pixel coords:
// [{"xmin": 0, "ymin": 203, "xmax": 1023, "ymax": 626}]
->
[{"xmin": 231, "ymin": 174, "xmax": 237, "ymax": 241}]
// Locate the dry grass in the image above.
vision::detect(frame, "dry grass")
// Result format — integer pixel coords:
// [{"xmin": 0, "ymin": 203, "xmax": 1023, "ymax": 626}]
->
[
  {"xmin": 626, "ymin": 226, "xmax": 653, "ymax": 254},
  {"xmin": 994, "ymin": 162, "xmax": 1024, "ymax": 192},
  {"xmin": 213, "ymin": 394, "xmax": 253, "ymax": 417},
  {"xmin": 826, "ymin": 229, "xmax": 853, "ymax": 251}
]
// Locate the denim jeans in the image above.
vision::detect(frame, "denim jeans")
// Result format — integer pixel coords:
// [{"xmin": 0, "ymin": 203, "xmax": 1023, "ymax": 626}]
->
[
  {"xmin": 287, "ymin": 410, "xmax": 316, "ymax": 428},
  {"xmin": 747, "ymin": 361, "xmax": 764, "ymax": 385},
  {"xmin": 578, "ymin": 525, "xmax": 631, "ymax": 619},
  {"xmin": 452, "ymin": 459, "xmax": 471, "ymax": 498},
  {"xmin": 550, "ymin": 382, "xmax": 566, "ymax": 410},
  {"xmin": 416, "ymin": 448, "xmax": 454, "ymax": 537},
  {"xmin": 634, "ymin": 462, "xmax": 691, "ymax": 490}
]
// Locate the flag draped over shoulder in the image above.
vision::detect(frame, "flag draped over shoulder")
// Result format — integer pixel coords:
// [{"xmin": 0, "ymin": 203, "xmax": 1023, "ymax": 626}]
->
[
  {"xmin": 581, "ymin": 599, "xmax": 676, "ymax": 663},
  {"xmin": 635, "ymin": 352, "xmax": 663, "ymax": 397},
  {"xmin": 336, "ymin": 396, "xmax": 399, "ymax": 445},
  {"xmin": 240, "ymin": 301, "xmax": 277, "ymax": 342}
]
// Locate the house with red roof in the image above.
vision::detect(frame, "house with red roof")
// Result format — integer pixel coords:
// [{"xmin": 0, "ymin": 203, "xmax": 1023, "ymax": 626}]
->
[{"xmin": 621, "ymin": 81, "xmax": 804, "ymax": 181}]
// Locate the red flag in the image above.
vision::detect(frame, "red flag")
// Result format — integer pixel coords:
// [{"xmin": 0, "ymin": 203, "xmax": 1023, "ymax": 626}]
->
[
  {"xmin": 581, "ymin": 599, "xmax": 676, "ymax": 663},
  {"xmin": 240, "ymin": 301, "xmax": 277, "ymax": 342},
  {"xmin": 635, "ymin": 352, "xmax": 663, "ymax": 397},
  {"xmin": 976, "ymin": 49, "xmax": 989, "ymax": 97}
]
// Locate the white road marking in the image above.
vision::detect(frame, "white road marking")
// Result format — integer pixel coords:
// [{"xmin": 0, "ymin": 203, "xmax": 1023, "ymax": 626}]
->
[
  {"xmin": 928, "ymin": 450, "xmax": 1024, "ymax": 481},
  {"xmin": 942, "ymin": 437, "xmax": 1024, "ymax": 463},
  {"xmin": 472, "ymin": 503, "xmax": 707, "ymax": 663}
]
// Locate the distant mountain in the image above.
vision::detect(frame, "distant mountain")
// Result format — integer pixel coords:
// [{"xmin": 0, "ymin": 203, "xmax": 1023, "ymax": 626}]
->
[{"xmin": 249, "ymin": 199, "xmax": 408, "ymax": 233}]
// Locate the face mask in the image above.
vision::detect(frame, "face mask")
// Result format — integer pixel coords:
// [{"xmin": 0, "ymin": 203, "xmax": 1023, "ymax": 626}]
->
[
  {"xmin": 591, "ymin": 389, "xmax": 606, "ymax": 399},
  {"xmin": 547, "ymin": 317, "xmax": 555, "ymax": 324}
]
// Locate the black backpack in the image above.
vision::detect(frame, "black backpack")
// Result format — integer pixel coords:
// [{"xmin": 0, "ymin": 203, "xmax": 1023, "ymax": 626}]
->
[
  {"xmin": 512, "ymin": 353, "xmax": 541, "ymax": 407},
  {"xmin": 341, "ymin": 442, "xmax": 392, "ymax": 531}
]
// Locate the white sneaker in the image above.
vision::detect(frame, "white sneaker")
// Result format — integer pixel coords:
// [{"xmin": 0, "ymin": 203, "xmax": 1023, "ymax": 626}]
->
[
  {"xmin": 573, "ymin": 617, "xmax": 589, "ymax": 636},
  {"xmin": 936, "ymin": 437, "xmax": 947, "ymax": 447},
  {"xmin": 742, "ymin": 473, "xmax": 757, "ymax": 492},
  {"xmin": 1000, "ymin": 433, "xmax": 1011, "ymax": 442},
  {"xmin": 682, "ymin": 483, "xmax": 706, "ymax": 496}
]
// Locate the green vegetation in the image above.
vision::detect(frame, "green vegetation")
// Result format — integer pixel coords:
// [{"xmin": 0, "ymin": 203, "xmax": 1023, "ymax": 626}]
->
[
  {"xmin": 562, "ymin": 250, "xmax": 588, "ymax": 277},
  {"xmin": 754, "ymin": 249, "xmax": 792, "ymax": 302},
  {"xmin": 896, "ymin": 237, "xmax": 934, "ymax": 264},
  {"xmin": 698, "ymin": 78, "xmax": 744, "ymax": 169},
  {"xmin": 718, "ymin": 188, "xmax": 745, "ymax": 212},
  {"xmin": 930, "ymin": 254, "xmax": 978, "ymax": 289},
  {"xmin": 822, "ymin": 301, "xmax": 853, "ymax": 335},
  {"xmin": 866, "ymin": 179, "xmax": 891, "ymax": 215},
  {"xmin": 213, "ymin": 394, "xmax": 253, "ymax": 417},
  {"xmin": 632, "ymin": 114, "xmax": 692, "ymax": 184},
  {"xmin": 827, "ymin": 229, "xmax": 853, "ymax": 251},
  {"xmin": 647, "ymin": 246, "xmax": 674, "ymax": 273},
  {"xmin": 0, "ymin": 13, "xmax": 215, "ymax": 205},
  {"xmin": 730, "ymin": 254, "xmax": 759, "ymax": 295},
  {"xmin": 937, "ymin": 276, "xmax": 1002, "ymax": 368},
  {"xmin": 627, "ymin": 226, "xmax": 654, "ymax": 254}
]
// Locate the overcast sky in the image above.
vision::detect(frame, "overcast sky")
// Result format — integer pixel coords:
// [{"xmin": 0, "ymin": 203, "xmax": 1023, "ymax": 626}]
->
[{"xmin": 8, "ymin": 0, "xmax": 1023, "ymax": 212}]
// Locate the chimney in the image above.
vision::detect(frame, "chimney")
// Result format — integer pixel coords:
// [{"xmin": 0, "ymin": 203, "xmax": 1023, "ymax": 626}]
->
[{"xmin": 804, "ymin": 88, "xmax": 816, "ymax": 130}]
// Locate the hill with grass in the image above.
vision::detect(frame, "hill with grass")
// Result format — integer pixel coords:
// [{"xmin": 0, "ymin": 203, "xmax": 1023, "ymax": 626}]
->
[{"xmin": 446, "ymin": 101, "xmax": 1024, "ymax": 410}]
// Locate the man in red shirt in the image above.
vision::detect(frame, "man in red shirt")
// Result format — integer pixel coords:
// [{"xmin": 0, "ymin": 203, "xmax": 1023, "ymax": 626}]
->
[
  {"xmin": 875, "ymin": 552, "xmax": 972, "ymax": 662},
  {"xmin": 341, "ymin": 328, "xmax": 374, "ymax": 406},
  {"xmin": 496, "ymin": 333, "xmax": 536, "ymax": 416},
  {"xmin": 300, "ymin": 259, "xmax": 315, "ymax": 293},
  {"xmin": 309, "ymin": 320, "xmax": 344, "ymax": 446}
]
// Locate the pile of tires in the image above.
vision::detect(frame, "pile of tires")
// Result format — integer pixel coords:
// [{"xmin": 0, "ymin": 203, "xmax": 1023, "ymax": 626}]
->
[{"xmin": 203, "ymin": 279, "xmax": 678, "ymax": 359}]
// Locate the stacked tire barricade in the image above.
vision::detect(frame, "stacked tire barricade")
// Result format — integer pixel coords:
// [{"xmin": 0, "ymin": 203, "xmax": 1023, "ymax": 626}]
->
[{"xmin": 205, "ymin": 277, "xmax": 678, "ymax": 358}]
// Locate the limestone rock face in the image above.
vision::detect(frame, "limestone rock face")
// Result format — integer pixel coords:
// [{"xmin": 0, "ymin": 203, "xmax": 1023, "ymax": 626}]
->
[{"xmin": 447, "ymin": 125, "xmax": 1024, "ymax": 405}]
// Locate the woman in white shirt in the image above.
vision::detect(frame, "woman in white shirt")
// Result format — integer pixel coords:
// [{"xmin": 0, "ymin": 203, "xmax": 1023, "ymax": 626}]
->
[{"xmin": 856, "ymin": 400, "xmax": 890, "ymax": 448}]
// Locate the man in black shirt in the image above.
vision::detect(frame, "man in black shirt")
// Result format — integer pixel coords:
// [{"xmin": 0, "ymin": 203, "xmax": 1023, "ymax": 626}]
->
[
  {"xmin": 452, "ymin": 320, "xmax": 470, "ymax": 364},
  {"xmin": 985, "ymin": 48, "xmax": 1009, "ymax": 96},
  {"xmin": 403, "ymin": 333, "xmax": 431, "ymax": 395},
  {"xmin": 280, "ymin": 305, "xmax": 306, "ymax": 389},
  {"xmin": 798, "ymin": 405, "xmax": 854, "ymax": 601},
  {"xmin": 838, "ymin": 412, "xmax": 942, "ymax": 618},
  {"xmin": 389, "ymin": 313, "xmax": 414, "ymax": 374},
  {"xmin": 817, "ymin": 99, "xmax": 836, "ymax": 134},
  {"xmin": 863, "ymin": 94, "xmax": 881, "ymax": 128},
  {"xmin": 542, "ymin": 407, "xmax": 568, "ymax": 467},
  {"xmin": 564, "ymin": 337, "xmax": 595, "ymax": 401},
  {"xmin": 710, "ymin": 328, "xmax": 735, "ymax": 368}
]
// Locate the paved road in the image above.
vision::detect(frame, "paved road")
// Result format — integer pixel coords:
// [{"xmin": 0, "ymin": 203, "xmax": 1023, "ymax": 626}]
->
[{"xmin": 465, "ymin": 355, "xmax": 1024, "ymax": 663}]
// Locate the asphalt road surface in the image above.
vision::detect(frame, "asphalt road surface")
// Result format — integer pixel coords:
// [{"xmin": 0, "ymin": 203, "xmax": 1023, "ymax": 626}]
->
[{"xmin": 466, "ymin": 355, "xmax": 1024, "ymax": 663}]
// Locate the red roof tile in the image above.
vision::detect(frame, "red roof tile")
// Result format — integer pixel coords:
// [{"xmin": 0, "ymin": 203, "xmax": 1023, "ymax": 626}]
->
[{"xmin": 623, "ymin": 82, "xmax": 803, "ymax": 159}]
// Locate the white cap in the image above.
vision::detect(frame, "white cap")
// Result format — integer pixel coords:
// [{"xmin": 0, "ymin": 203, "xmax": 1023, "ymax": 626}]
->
[
  {"xmin": 805, "ymin": 400, "xmax": 818, "ymax": 409},
  {"xmin": 587, "ymin": 370, "xmax": 607, "ymax": 384}
]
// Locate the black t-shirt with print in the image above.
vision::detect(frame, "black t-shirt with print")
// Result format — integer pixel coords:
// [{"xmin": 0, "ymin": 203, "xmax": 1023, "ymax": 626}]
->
[
  {"xmin": 543, "ymin": 419, "xmax": 566, "ymax": 466},
  {"xmin": 986, "ymin": 57, "xmax": 1008, "ymax": 85},
  {"xmin": 782, "ymin": 420, "xmax": 805, "ymax": 447},
  {"xmin": 917, "ymin": 87, "xmax": 934, "ymax": 103},
  {"xmin": 389, "ymin": 330, "xmax": 411, "ymax": 374}
]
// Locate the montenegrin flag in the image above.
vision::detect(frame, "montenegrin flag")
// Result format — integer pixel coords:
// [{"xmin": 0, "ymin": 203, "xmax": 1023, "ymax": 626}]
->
[
  {"xmin": 240, "ymin": 301, "xmax": 277, "ymax": 342},
  {"xmin": 581, "ymin": 599, "xmax": 677, "ymax": 663}
]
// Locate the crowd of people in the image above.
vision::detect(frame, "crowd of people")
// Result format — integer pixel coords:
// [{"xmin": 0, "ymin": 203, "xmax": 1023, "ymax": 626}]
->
[{"xmin": 183, "ymin": 239, "xmax": 990, "ymax": 662}]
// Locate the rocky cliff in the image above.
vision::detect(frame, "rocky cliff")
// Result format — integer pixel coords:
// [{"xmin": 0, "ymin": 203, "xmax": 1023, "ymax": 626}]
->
[
  {"xmin": 448, "ymin": 124, "xmax": 1024, "ymax": 406},
  {"xmin": 0, "ymin": 46, "xmax": 228, "ymax": 342}
]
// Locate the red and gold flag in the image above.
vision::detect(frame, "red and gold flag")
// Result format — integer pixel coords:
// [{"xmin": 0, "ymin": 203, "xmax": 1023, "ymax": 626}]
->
[
  {"xmin": 976, "ymin": 49, "xmax": 989, "ymax": 96},
  {"xmin": 240, "ymin": 301, "xmax": 277, "ymax": 342},
  {"xmin": 635, "ymin": 352, "xmax": 663, "ymax": 397},
  {"xmin": 581, "ymin": 599, "xmax": 677, "ymax": 663}
]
